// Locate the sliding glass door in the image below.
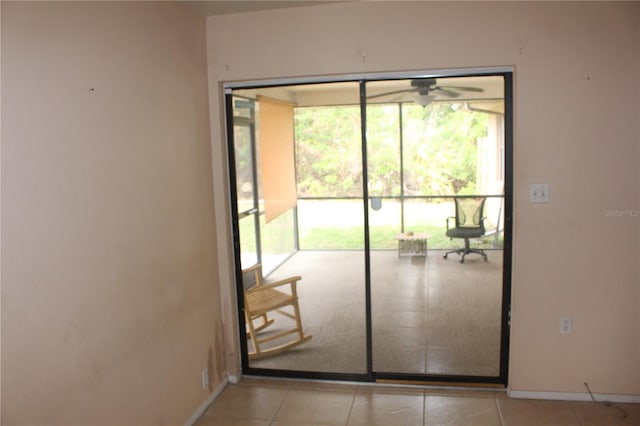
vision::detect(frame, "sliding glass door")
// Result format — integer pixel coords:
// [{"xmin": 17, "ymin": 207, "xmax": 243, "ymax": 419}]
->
[
  {"xmin": 366, "ymin": 76, "xmax": 509, "ymax": 380},
  {"xmin": 229, "ymin": 83, "xmax": 368, "ymax": 376},
  {"xmin": 226, "ymin": 71, "xmax": 512, "ymax": 384}
]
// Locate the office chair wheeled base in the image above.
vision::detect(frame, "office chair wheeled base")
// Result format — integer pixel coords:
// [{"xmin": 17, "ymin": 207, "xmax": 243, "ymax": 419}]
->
[{"xmin": 443, "ymin": 239, "xmax": 488, "ymax": 263}]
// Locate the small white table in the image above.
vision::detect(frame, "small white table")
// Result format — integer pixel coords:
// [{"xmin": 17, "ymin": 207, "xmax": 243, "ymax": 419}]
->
[{"xmin": 394, "ymin": 232, "xmax": 430, "ymax": 257}]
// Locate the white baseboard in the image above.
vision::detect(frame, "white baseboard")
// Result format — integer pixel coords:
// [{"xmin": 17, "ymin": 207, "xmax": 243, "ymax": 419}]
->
[
  {"xmin": 228, "ymin": 374, "xmax": 241, "ymax": 384},
  {"xmin": 184, "ymin": 376, "xmax": 229, "ymax": 426},
  {"xmin": 508, "ymin": 389, "xmax": 640, "ymax": 404}
]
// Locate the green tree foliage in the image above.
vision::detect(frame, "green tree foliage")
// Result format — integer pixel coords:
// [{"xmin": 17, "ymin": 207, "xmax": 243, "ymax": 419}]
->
[
  {"xmin": 295, "ymin": 102, "xmax": 488, "ymax": 197},
  {"xmin": 366, "ymin": 104, "xmax": 402, "ymax": 197},
  {"xmin": 403, "ymin": 103, "xmax": 488, "ymax": 195},
  {"xmin": 295, "ymin": 106, "xmax": 363, "ymax": 197}
]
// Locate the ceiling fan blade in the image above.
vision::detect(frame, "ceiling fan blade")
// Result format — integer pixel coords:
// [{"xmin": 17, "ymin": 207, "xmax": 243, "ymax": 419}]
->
[
  {"xmin": 432, "ymin": 87, "xmax": 460, "ymax": 98},
  {"xmin": 438, "ymin": 85, "xmax": 484, "ymax": 93},
  {"xmin": 367, "ymin": 88, "xmax": 416, "ymax": 100}
]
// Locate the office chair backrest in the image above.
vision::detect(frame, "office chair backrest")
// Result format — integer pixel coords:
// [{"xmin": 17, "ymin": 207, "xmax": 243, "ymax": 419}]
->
[{"xmin": 455, "ymin": 197, "xmax": 486, "ymax": 229}]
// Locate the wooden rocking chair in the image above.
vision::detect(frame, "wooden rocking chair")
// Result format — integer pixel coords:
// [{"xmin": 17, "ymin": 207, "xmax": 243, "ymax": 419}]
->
[{"xmin": 242, "ymin": 263, "xmax": 312, "ymax": 360}]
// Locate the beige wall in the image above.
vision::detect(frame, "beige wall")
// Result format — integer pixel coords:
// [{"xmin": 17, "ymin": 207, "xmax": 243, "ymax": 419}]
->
[
  {"xmin": 1, "ymin": 1, "xmax": 224, "ymax": 424},
  {"xmin": 207, "ymin": 1, "xmax": 640, "ymax": 396}
]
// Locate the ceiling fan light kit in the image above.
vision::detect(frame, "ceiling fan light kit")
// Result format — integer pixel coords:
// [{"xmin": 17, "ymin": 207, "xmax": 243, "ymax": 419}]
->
[{"xmin": 412, "ymin": 93, "xmax": 436, "ymax": 106}]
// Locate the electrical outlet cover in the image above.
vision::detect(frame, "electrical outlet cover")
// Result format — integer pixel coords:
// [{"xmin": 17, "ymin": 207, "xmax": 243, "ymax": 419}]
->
[
  {"xmin": 560, "ymin": 317, "xmax": 572, "ymax": 334},
  {"xmin": 201, "ymin": 368, "xmax": 209, "ymax": 390},
  {"xmin": 529, "ymin": 183, "xmax": 550, "ymax": 203}
]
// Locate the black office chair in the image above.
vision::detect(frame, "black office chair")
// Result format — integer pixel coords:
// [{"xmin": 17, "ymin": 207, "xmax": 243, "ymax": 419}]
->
[{"xmin": 443, "ymin": 196, "xmax": 488, "ymax": 263}]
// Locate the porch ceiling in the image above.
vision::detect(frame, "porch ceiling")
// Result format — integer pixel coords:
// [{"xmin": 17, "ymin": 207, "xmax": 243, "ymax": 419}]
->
[{"xmin": 233, "ymin": 75, "xmax": 505, "ymax": 109}]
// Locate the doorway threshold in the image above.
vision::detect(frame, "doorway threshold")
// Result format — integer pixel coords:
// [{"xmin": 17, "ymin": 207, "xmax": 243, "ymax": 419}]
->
[{"xmin": 376, "ymin": 378, "xmax": 505, "ymax": 390}]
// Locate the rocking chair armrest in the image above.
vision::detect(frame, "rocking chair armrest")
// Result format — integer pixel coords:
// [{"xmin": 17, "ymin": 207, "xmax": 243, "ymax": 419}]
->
[
  {"xmin": 242, "ymin": 263, "xmax": 263, "ymax": 274},
  {"xmin": 247, "ymin": 276, "xmax": 302, "ymax": 292}
]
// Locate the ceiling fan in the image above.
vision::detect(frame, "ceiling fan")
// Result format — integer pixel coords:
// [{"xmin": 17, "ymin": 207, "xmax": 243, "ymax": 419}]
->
[{"xmin": 367, "ymin": 78, "xmax": 484, "ymax": 104}]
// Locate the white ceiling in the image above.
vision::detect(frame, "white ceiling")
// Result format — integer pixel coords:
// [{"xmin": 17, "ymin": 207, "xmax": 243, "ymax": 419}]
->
[{"xmin": 182, "ymin": 1, "xmax": 341, "ymax": 16}]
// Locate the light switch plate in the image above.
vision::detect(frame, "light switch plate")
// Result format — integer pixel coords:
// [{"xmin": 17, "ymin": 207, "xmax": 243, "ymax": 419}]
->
[{"xmin": 529, "ymin": 183, "xmax": 550, "ymax": 203}]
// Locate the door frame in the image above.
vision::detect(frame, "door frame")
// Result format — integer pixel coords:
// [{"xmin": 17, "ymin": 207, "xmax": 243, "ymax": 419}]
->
[{"xmin": 224, "ymin": 67, "xmax": 514, "ymax": 386}]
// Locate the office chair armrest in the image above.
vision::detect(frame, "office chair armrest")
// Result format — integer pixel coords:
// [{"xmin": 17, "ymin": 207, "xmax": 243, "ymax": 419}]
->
[{"xmin": 446, "ymin": 216, "xmax": 456, "ymax": 230}]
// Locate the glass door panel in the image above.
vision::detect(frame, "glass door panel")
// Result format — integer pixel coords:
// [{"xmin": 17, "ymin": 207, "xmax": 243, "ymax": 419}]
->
[
  {"xmin": 367, "ymin": 76, "xmax": 506, "ymax": 377},
  {"xmin": 238, "ymin": 215, "xmax": 258, "ymax": 272},
  {"xmin": 230, "ymin": 83, "xmax": 367, "ymax": 375},
  {"xmin": 233, "ymin": 114, "xmax": 261, "ymax": 272}
]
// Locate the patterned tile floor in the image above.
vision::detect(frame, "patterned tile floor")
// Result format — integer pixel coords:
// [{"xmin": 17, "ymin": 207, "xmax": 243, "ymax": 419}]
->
[{"xmin": 250, "ymin": 250, "xmax": 503, "ymax": 376}]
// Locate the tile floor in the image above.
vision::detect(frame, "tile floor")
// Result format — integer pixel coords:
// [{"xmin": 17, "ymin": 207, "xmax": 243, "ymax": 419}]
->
[
  {"xmin": 195, "ymin": 378, "xmax": 640, "ymax": 426},
  {"xmin": 251, "ymin": 250, "xmax": 503, "ymax": 376}
]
